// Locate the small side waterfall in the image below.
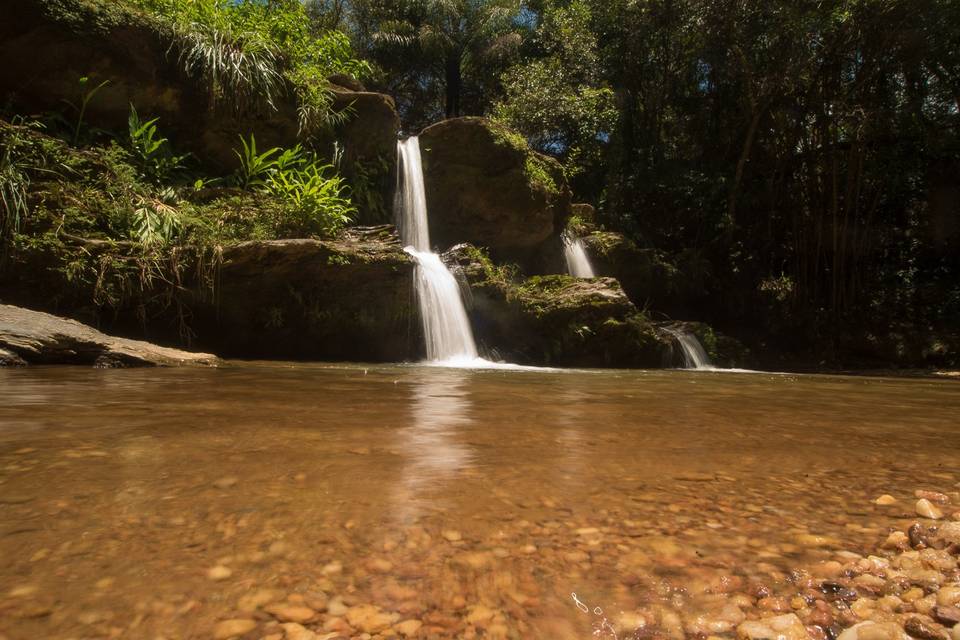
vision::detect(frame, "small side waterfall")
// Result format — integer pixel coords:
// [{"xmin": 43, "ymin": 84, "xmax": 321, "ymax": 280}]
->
[
  {"xmin": 396, "ymin": 137, "xmax": 480, "ymax": 364},
  {"xmin": 664, "ymin": 327, "xmax": 713, "ymax": 369},
  {"xmin": 562, "ymin": 233, "xmax": 596, "ymax": 278}
]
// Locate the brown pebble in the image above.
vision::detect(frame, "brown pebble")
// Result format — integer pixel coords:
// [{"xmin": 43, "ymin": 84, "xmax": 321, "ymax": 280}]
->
[
  {"xmin": 212, "ymin": 619, "xmax": 257, "ymax": 639},
  {"xmin": 916, "ymin": 490, "xmax": 950, "ymax": 504},
  {"xmin": 933, "ymin": 606, "xmax": 960, "ymax": 627},
  {"xmin": 905, "ymin": 617, "xmax": 949, "ymax": 640}
]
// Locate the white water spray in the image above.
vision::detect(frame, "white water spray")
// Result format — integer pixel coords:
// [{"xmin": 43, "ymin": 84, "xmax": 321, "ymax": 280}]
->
[
  {"xmin": 562, "ymin": 233, "xmax": 596, "ymax": 278},
  {"xmin": 664, "ymin": 327, "xmax": 713, "ymax": 370},
  {"xmin": 396, "ymin": 137, "xmax": 480, "ymax": 363}
]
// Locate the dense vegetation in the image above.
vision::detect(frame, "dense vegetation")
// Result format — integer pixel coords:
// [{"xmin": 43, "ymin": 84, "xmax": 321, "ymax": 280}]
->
[
  {"xmin": 2, "ymin": 0, "xmax": 958, "ymax": 367},
  {"xmin": 329, "ymin": 0, "xmax": 960, "ymax": 366}
]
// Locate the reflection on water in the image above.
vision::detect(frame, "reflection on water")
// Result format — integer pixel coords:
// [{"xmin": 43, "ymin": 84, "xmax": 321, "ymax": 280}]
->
[
  {"xmin": 393, "ymin": 368, "xmax": 474, "ymax": 521},
  {"xmin": 0, "ymin": 364, "xmax": 958, "ymax": 640}
]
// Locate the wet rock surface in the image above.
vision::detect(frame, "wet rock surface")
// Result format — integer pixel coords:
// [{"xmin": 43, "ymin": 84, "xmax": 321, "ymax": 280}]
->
[{"xmin": 0, "ymin": 304, "xmax": 217, "ymax": 367}]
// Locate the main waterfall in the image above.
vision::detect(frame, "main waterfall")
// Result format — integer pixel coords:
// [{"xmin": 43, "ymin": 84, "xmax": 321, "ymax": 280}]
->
[
  {"xmin": 663, "ymin": 327, "xmax": 713, "ymax": 370},
  {"xmin": 396, "ymin": 137, "xmax": 480, "ymax": 364}
]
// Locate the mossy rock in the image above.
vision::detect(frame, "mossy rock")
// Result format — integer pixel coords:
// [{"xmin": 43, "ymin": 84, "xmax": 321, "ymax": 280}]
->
[
  {"xmin": 419, "ymin": 117, "xmax": 571, "ymax": 262},
  {"xmin": 443, "ymin": 243, "xmax": 663, "ymax": 367}
]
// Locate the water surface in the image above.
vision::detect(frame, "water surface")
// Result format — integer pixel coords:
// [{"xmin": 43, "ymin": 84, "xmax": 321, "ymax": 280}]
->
[{"xmin": 1, "ymin": 364, "xmax": 957, "ymax": 639}]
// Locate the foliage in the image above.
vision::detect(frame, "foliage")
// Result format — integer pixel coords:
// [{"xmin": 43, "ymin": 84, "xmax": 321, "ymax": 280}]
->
[
  {"xmin": 61, "ymin": 76, "xmax": 110, "ymax": 146},
  {"xmin": 232, "ymin": 135, "xmax": 355, "ymax": 235},
  {"xmin": 128, "ymin": 0, "xmax": 371, "ymax": 132},
  {"xmin": 127, "ymin": 106, "xmax": 188, "ymax": 184},
  {"xmin": 0, "ymin": 143, "xmax": 31, "ymax": 247},
  {"xmin": 347, "ymin": 0, "xmax": 523, "ymax": 126}
]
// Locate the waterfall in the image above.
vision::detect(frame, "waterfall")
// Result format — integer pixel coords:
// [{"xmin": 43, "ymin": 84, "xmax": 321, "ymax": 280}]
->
[
  {"xmin": 664, "ymin": 327, "xmax": 713, "ymax": 370},
  {"xmin": 562, "ymin": 233, "xmax": 596, "ymax": 278},
  {"xmin": 396, "ymin": 137, "xmax": 480, "ymax": 364}
]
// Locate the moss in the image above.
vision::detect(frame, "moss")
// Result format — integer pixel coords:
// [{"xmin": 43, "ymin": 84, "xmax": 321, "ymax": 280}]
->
[
  {"xmin": 38, "ymin": 0, "xmax": 160, "ymax": 37},
  {"xmin": 524, "ymin": 155, "xmax": 559, "ymax": 195},
  {"xmin": 488, "ymin": 122, "xmax": 528, "ymax": 153}
]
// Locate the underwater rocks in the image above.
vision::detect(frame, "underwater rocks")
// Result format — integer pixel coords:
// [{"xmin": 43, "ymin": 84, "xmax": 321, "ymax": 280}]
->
[
  {"xmin": 0, "ymin": 304, "xmax": 216, "ymax": 367},
  {"xmin": 419, "ymin": 117, "xmax": 571, "ymax": 262}
]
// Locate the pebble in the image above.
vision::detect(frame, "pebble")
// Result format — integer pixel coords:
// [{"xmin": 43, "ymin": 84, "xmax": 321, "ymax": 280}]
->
[
  {"xmin": 875, "ymin": 495, "xmax": 898, "ymax": 506},
  {"xmin": 237, "ymin": 589, "xmax": 281, "ymax": 612},
  {"xmin": 212, "ymin": 618, "xmax": 257, "ymax": 639},
  {"xmin": 207, "ymin": 565, "xmax": 232, "ymax": 581},
  {"xmin": 938, "ymin": 588, "xmax": 960, "ymax": 608},
  {"xmin": 738, "ymin": 613, "xmax": 811, "ymax": 640},
  {"xmin": 904, "ymin": 617, "xmax": 950, "ymax": 640},
  {"xmin": 837, "ymin": 621, "xmax": 909, "ymax": 640},
  {"xmin": 263, "ymin": 604, "xmax": 316, "ymax": 623},
  {"xmin": 916, "ymin": 490, "xmax": 951, "ymax": 504},
  {"xmin": 281, "ymin": 623, "xmax": 319, "ymax": 640},
  {"xmin": 917, "ymin": 499, "xmax": 944, "ymax": 519},
  {"xmin": 213, "ymin": 476, "xmax": 238, "ymax": 489},
  {"xmin": 327, "ymin": 597, "xmax": 348, "ymax": 617},
  {"xmin": 345, "ymin": 605, "xmax": 398, "ymax": 634},
  {"xmin": 367, "ymin": 558, "xmax": 393, "ymax": 573},
  {"xmin": 933, "ymin": 607, "xmax": 960, "ymax": 627},
  {"xmin": 441, "ymin": 530, "xmax": 462, "ymax": 542},
  {"xmin": 394, "ymin": 619, "xmax": 423, "ymax": 637}
]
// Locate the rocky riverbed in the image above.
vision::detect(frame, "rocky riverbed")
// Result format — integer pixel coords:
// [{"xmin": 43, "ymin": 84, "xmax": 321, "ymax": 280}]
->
[{"xmin": 1, "ymin": 365, "xmax": 958, "ymax": 640}]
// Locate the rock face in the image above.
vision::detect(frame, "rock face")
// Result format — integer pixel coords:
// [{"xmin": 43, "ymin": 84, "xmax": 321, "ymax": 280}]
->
[
  {"xmin": 192, "ymin": 226, "xmax": 417, "ymax": 361},
  {"xmin": 419, "ymin": 118, "xmax": 571, "ymax": 263},
  {"xmin": 443, "ymin": 244, "xmax": 665, "ymax": 367},
  {"xmin": 582, "ymin": 231, "xmax": 688, "ymax": 314},
  {"xmin": 0, "ymin": 304, "xmax": 217, "ymax": 367}
]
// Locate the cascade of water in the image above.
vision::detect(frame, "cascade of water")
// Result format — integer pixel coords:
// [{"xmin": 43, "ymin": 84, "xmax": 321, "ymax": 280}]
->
[
  {"xmin": 396, "ymin": 137, "xmax": 480, "ymax": 363},
  {"xmin": 664, "ymin": 327, "xmax": 713, "ymax": 369},
  {"xmin": 562, "ymin": 233, "xmax": 596, "ymax": 278}
]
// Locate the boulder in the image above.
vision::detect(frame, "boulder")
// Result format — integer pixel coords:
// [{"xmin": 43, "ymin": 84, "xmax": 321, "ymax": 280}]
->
[
  {"xmin": 191, "ymin": 226, "xmax": 417, "ymax": 361},
  {"xmin": 443, "ymin": 244, "xmax": 665, "ymax": 367},
  {"xmin": 582, "ymin": 231, "xmax": 689, "ymax": 315},
  {"xmin": 0, "ymin": 304, "xmax": 216, "ymax": 366},
  {"xmin": 419, "ymin": 118, "xmax": 571, "ymax": 263}
]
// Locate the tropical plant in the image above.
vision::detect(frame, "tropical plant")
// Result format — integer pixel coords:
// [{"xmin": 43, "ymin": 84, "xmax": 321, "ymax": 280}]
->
[
  {"xmin": 127, "ymin": 106, "xmax": 189, "ymax": 183},
  {"xmin": 131, "ymin": 188, "xmax": 183, "ymax": 247},
  {"xmin": 265, "ymin": 163, "xmax": 355, "ymax": 236},
  {"xmin": 233, "ymin": 134, "xmax": 286, "ymax": 189},
  {"xmin": 62, "ymin": 76, "xmax": 110, "ymax": 145}
]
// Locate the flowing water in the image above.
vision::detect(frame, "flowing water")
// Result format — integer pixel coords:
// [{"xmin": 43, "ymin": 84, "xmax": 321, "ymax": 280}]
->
[
  {"xmin": 562, "ymin": 234, "xmax": 596, "ymax": 279},
  {"xmin": 396, "ymin": 137, "xmax": 480, "ymax": 363},
  {"xmin": 1, "ymin": 364, "xmax": 958, "ymax": 640},
  {"xmin": 664, "ymin": 328, "xmax": 713, "ymax": 370}
]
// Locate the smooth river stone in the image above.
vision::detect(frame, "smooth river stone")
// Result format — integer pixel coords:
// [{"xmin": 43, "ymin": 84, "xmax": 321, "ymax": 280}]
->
[
  {"xmin": 875, "ymin": 495, "xmax": 898, "ymax": 506},
  {"xmin": 213, "ymin": 619, "xmax": 257, "ymax": 639},
  {"xmin": 837, "ymin": 621, "xmax": 910, "ymax": 640},
  {"xmin": 737, "ymin": 613, "xmax": 811, "ymax": 640},
  {"xmin": 917, "ymin": 499, "xmax": 944, "ymax": 519}
]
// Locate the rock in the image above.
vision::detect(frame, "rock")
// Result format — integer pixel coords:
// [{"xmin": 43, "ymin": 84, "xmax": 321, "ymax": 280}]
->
[
  {"xmin": 419, "ymin": 117, "xmax": 570, "ymax": 260},
  {"xmin": 0, "ymin": 347, "xmax": 26, "ymax": 366},
  {"xmin": 280, "ymin": 623, "xmax": 319, "ymax": 640},
  {"xmin": 193, "ymin": 229, "xmax": 416, "ymax": 361},
  {"xmin": 213, "ymin": 477, "xmax": 239, "ymax": 489},
  {"xmin": 366, "ymin": 558, "xmax": 393, "ymax": 573},
  {"xmin": 837, "ymin": 622, "xmax": 910, "ymax": 640},
  {"xmin": 443, "ymin": 244, "xmax": 664, "ymax": 367},
  {"xmin": 737, "ymin": 614, "xmax": 812, "ymax": 640},
  {"xmin": 918, "ymin": 499, "xmax": 945, "ymax": 519},
  {"xmin": 393, "ymin": 619, "xmax": 423, "ymax": 637},
  {"xmin": 442, "ymin": 530, "xmax": 462, "ymax": 542},
  {"xmin": 933, "ymin": 607, "xmax": 960, "ymax": 627},
  {"xmin": 917, "ymin": 491, "xmax": 951, "ymax": 504},
  {"xmin": 904, "ymin": 617, "xmax": 950, "ymax": 640},
  {"xmin": 940, "ymin": 589, "xmax": 960, "ymax": 608},
  {"xmin": 212, "ymin": 619, "xmax": 257, "ymax": 639},
  {"xmin": 951, "ymin": 624, "xmax": 960, "ymax": 640},
  {"xmin": 207, "ymin": 566, "xmax": 232, "ymax": 581},
  {"xmin": 263, "ymin": 604, "xmax": 316, "ymax": 623},
  {"xmin": 345, "ymin": 605, "xmax": 397, "ymax": 634},
  {"xmin": 237, "ymin": 589, "xmax": 282, "ymax": 612},
  {"xmin": 933, "ymin": 522, "xmax": 960, "ymax": 545},
  {"xmin": 0, "ymin": 304, "xmax": 216, "ymax": 367},
  {"xmin": 876, "ymin": 495, "xmax": 899, "ymax": 506}
]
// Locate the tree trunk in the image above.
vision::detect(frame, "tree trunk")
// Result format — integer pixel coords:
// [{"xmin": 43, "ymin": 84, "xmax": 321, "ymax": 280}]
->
[
  {"xmin": 445, "ymin": 56, "xmax": 462, "ymax": 118},
  {"xmin": 728, "ymin": 107, "xmax": 764, "ymax": 225}
]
